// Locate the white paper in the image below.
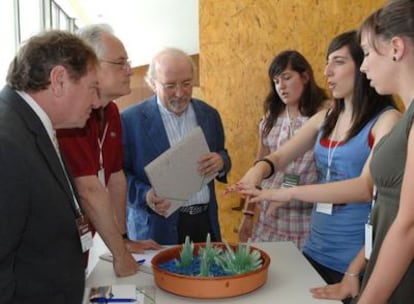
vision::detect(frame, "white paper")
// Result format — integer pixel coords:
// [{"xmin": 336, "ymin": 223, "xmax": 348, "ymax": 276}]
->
[
  {"xmin": 144, "ymin": 127, "xmax": 215, "ymax": 217},
  {"xmin": 99, "ymin": 249, "xmax": 165, "ymax": 274},
  {"xmin": 365, "ymin": 223, "xmax": 373, "ymax": 259},
  {"xmin": 316, "ymin": 203, "xmax": 333, "ymax": 215},
  {"xmin": 111, "ymin": 285, "xmax": 136, "ymax": 298},
  {"xmin": 89, "ymin": 284, "xmax": 136, "ymax": 301}
]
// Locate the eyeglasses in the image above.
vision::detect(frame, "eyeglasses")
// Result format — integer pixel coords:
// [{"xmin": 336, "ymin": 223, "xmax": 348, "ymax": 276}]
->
[
  {"xmin": 100, "ymin": 59, "xmax": 132, "ymax": 70},
  {"xmin": 155, "ymin": 80, "xmax": 193, "ymax": 93}
]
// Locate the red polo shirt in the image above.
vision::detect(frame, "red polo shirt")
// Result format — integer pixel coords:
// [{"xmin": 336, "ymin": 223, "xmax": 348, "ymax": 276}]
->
[{"xmin": 57, "ymin": 101, "xmax": 123, "ymax": 186}]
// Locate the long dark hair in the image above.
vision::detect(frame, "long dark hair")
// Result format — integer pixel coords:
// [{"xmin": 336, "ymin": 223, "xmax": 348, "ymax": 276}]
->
[
  {"xmin": 262, "ymin": 50, "xmax": 327, "ymax": 137},
  {"xmin": 321, "ymin": 30, "xmax": 396, "ymax": 140}
]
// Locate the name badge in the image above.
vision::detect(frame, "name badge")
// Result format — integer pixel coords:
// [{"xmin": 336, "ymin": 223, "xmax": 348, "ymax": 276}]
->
[
  {"xmin": 316, "ymin": 203, "xmax": 333, "ymax": 215},
  {"xmin": 76, "ymin": 216, "xmax": 93, "ymax": 252},
  {"xmin": 98, "ymin": 168, "xmax": 105, "ymax": 186},
  {"xmin": 365, "ymin": 223, "xmax": 373, "ymax": 259},
  {"xmin": 281, "ymin": 173, "xmax": 300, "ymax": 188}
]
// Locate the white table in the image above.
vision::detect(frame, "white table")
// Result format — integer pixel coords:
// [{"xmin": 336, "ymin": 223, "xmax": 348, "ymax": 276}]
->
[{"xmin": 85, "ymin": 242, "xmax": 340, "ymax": 303}]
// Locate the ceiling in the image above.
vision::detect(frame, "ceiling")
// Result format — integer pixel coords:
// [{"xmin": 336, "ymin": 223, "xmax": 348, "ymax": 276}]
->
[{"xmin": 61, "ymin": 0, "xmax": 199, "ymax": 67}]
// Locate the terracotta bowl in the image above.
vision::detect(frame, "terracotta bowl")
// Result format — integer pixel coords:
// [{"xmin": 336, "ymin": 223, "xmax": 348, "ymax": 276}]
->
[{"xmin": 151, "ymin": 242, "xmax": 271, "ymax": 298}]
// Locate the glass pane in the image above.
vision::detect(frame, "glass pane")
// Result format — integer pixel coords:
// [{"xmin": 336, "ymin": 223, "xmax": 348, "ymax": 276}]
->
[
  {"xmin": 19, "ymin": 0, "xmax": 42, "ymax": 43},
  {"xmin": 59, "ymin": 10, "xmax": 69, "ymax": 30},
  {"xmin": 0, "ymin": 1, "xmax": 17, "ymax": 86},
  {"xmin": 51, "ymin": 2, "xmax": 59, "ymax": 29}
]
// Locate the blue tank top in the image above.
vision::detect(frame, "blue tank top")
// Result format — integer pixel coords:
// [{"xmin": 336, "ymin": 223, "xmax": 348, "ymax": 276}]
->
[{"xmin": 302, "ymin": 113, "xmax": 382, "ymax": 273}]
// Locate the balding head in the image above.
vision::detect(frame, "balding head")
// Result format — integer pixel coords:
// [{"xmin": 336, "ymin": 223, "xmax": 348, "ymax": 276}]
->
[
  {"xmin": 146, "ymin": 48, "xmax": 195, "ymax": 116},
  {"xmin": 146, "ymin": 48, "xmax": 195, "ymax": 85}
]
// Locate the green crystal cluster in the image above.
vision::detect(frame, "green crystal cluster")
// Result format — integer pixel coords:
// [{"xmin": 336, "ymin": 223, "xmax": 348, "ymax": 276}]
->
[
  {"xmin": 175, "ymin": 234, "xmax": 263, "ymax": 277},
  {"xmin": 214, "ymin": 241, "xmax": 262, "ymax": 275},
  {"xmin": 175, "ymin": 236, "xmax": 194, "ymax": 268}
]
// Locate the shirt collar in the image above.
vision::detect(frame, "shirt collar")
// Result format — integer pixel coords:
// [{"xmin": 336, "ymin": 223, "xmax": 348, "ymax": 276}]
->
[{"xmin": 16, "ymin": 90, "xmax": 56, "ymax": 142}]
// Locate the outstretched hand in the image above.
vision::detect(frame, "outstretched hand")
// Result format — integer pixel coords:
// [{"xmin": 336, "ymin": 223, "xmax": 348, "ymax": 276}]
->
[
  {"xmin": 225, "ymin": 165, "xmax": 267, "ymax": 194},
  {"xmin": 237, "ymin": 183, "xmax": 293, "ymax": 204},
  {"xmin": 310, "ymin": 275, "xmax": 360, "ymax": 301},
  {"xmin": 125, "ymin": 239, "xmax": 162, "ymax": 254}
]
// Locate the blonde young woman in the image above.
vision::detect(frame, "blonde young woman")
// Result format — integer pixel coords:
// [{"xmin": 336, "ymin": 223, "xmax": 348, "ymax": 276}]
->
[
  {"xmin": 238, "ymin": 50, "xmax": 327, "ymax": 249},
  {"xmin": 229, "ymin": 30, "xmax": 400, "ymax": 304}
]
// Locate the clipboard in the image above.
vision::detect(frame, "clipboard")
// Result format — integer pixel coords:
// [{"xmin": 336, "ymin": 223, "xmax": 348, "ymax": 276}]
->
[{"xmin": 144, "ymin": 127, "xmax": 215, "ymax": 217}]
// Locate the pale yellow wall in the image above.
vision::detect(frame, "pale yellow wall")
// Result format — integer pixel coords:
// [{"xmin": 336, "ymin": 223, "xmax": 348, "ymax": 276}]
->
[{"xmin": 199, "ymin": 0, "xmax": 386, "ymax": 242}]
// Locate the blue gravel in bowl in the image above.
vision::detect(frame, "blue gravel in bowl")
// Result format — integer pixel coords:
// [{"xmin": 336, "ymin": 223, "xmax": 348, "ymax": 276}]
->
[{"xmin": 158, "ymin": 257, "xmax": 230, "ymax": 277}]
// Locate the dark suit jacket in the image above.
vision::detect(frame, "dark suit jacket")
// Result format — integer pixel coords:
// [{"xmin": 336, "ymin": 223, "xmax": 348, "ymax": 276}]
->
[
  {"xmin": 122, "ymin": 95, "xmax": 231, "ymax": 244},
  {"xmin": 0, "ymin": 86, "xmax": 85, "ymax": 303}
]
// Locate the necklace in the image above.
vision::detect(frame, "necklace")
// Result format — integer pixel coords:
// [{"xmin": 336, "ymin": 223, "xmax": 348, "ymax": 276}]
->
[
  {"xmin": 326, "ymin": 114, "xmax": 346, "ymax": 181},
  {"xmin": 284, "ymin": 107, "xmax": 298, "ymax": 171},
  {"xmin": 285, "ymin": 107, "xmax": 297, "ymax": 139}
]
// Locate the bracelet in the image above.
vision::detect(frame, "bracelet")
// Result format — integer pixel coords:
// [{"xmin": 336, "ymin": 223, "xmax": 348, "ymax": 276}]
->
[
  {"xmin": 121, "ymin": 232, "xmax": 129, "ymax": 240},
  {"xmin": 344, "ymin": 271, "xmax": 359, "ymax": 277},
  {"xmin": 254, "ymin": 158, "xmax": 275, "ymax": 179}
]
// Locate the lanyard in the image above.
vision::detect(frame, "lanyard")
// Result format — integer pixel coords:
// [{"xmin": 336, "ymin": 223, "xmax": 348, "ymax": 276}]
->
[
  {"xmin": 53, "ymin": 133, "xmax": 83, "ymax": 218},
  {"xmin": 285, "ymin": 107, "xmax": 297, "ymax": 171},
  {"xmin": 326, "ymin": 115, "xmax": 344, "ymax": 181},
  {"xmin": 371, "ymin": 185, "xmax": 377, "ymax": 208},
  {"xmin": 286, "ymin": 107, "xmax": 296, "ymax": 139},
  {"xmin": 367, "ymin": 185, "xmax": 377, "ymax": 223},
  {"xmin": 97, "ymin": 123, "xmax": 109, "ymax": 170}
]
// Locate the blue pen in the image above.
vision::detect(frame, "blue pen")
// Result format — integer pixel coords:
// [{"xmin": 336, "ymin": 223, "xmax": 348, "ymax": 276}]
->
[
  {"xmin": 136, "ymin": 259, "xmax": 145, "ymax": 265},
  {"xmin": 90, "ymin": 298, "xmax": 136, "ymax": 303}
]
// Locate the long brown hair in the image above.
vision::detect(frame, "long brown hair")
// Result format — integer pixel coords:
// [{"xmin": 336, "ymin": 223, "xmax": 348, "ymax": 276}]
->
[
  {"xmin": 262, "ymin": 50, "xmax": 327, "ymax": 137},
  {"xmin": 321, "ymin": 30, "xmax": 396, "ymax": 141}
]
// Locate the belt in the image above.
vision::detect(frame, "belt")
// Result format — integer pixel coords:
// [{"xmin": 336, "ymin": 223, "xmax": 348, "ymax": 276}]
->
[{"xmin": 179, "ymin": 204, "xmax": 209, "ymax": 215}]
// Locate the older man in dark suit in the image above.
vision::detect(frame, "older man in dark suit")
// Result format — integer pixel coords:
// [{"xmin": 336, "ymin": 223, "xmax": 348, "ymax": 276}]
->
[{"xmin": 0, "ymin": 30, "xmax": 101, "ymax": 303}]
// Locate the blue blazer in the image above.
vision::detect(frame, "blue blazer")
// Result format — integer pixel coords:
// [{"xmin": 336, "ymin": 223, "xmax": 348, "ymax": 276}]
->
[{"xmin": 121, "ymin": 96, "xmax": 231, "ymax": 244}]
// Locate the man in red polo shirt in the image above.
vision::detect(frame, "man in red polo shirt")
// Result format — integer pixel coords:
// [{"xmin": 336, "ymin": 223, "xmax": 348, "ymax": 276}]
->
[{"xmin": 57, "ymin": 24, "xmax": 160, "ymax": 277}]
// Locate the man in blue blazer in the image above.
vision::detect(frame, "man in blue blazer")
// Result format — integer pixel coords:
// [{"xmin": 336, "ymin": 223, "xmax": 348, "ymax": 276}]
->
[
  {"xmin": 122, "ymin": 48, "xmax": 231, "ymax": 245},
  {"xmin": 0, "ymin": 31, "xmax": 101, "ymax": 303}
]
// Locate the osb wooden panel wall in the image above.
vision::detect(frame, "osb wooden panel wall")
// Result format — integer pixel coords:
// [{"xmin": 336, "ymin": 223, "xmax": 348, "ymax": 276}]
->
[{"xmin": 199, "ymin": 0, "xmax": 385, "ymax": 242}]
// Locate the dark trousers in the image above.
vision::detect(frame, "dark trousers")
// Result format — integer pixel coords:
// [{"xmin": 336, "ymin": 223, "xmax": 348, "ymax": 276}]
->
[
  {"xmin": 303, "ymin": 252, "xmax": 354, "ymax": 304},
  {"xmin": 177, "ymin": 209, "xmax": 214, "ymax": 243}
]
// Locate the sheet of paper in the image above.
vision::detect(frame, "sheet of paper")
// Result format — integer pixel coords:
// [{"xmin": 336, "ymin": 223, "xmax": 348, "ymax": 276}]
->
[
  {"xmin": 87, "ymin": 285, "xmax": 156, "ymax": 303},
  {"xmin": 144, "ymin": 126, "xmax": 215, "ymax": 217},
  {"xmin": 99, "ymin": 249, "xmax": 166, "ymax": 274},
  {"xmin": 111, "ymin": 285, "xmax": 136, "ymax": 298},
  {"xmin": 89, "ymin": 284, "xmax": 136, "ymax": 301}
]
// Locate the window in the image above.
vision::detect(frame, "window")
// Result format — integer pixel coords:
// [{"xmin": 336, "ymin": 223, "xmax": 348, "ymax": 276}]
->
[
  {"xmin": 0, "ymin": 1, "xmax": 17, "ymax": 85},
  {"xmin": 0, "ymin": 0, "xmax": 76, "ymax": 86},
  {"xmin": 19, "ymin": 0, "xmax": 42, "ymax": 43}
]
